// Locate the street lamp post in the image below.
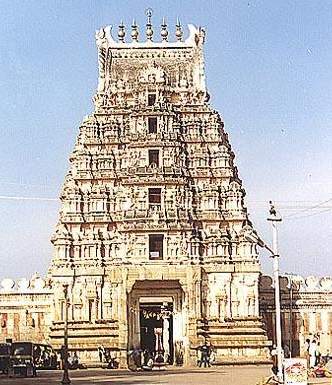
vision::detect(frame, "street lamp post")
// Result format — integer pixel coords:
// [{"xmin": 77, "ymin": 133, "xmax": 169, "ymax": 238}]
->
[
  {"xmin": 267, "ymin": 201, "xmax": 283, "ymax": 382},
  {"xmin": 244, "ymin": 201, "xmax": 283, "ymax": 382},
  {"xmin": 61, "ymin": 284, "xmax": 71, "ymax": 385}
]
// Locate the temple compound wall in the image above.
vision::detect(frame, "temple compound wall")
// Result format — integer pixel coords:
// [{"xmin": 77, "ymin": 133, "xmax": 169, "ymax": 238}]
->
[
  {"xmin": 1, "ymin": 17, "xmax": 272, "ymax": 366},
  {"xmin": 2, "ymin": 273, "xmax": 332, "ymax": 364},
  {"xmin": 0, "ymin": 275, "xmax": 52, "ymax": 344},
  {"xmin": 260, "ymin": 275, "xmax": 332, "ymax": 358}
]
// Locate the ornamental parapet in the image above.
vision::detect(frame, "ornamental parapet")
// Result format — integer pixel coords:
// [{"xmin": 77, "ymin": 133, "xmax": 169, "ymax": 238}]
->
[
  {"xmin": 120, "ymin": 221, "xmax": 191, "ymax": 232},
  {"xmin": 127, "ymin": 134, "xmax": 180, "ymax": 144},
  {"xmin": 186, "ymin": 167, "xmax": 233, "ymax": 178},
  {"xmin": 260, "ymin": 274, "xmax": 332, "ymax": 294},
  {"xmin": 60, "ymin": 213, "xmax": 85, "ymax": 223},
  {"xmin": 222, "ymin": 209, "xmax": 248, "ymax": 221},
  {"xmin": 0, "ymin": 274, "xmax": 51, "ymax": 294},
  {"xmin": 121, "ymin": 175, "xmax": 186, "ymax": 185},
  {"xmin": 73, "ymin": 166, "xmax": 233, "ymax": 183},
  {"xmin": 125, "ymin": 165, "xmax": 182, "ymax": 177}
]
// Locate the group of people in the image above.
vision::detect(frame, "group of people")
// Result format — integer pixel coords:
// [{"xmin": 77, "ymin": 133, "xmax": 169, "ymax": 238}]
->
[
  {"xmin": 127, "ymin": 341, "xmax": 216, "ymax": 371},
  {"xmin": 305, "ymin": 339, "xmax": 322, "ymax": 368},
  {"xmin": 304, "ymin": 339, "xmax": 332, "ymax": 378},
  {"xmin": 97, "ymin": 346, "xmax": 118, "ymax": 369},
  {"xmin": 270, "ymin": 338, "xmax": 332, "ymax": 379},
  {"xmin": 33, "ymin": 345, "xmax": 57, "ymax": 369},
  {"xmin": 270, "ymin": 339, "xmax": 322, "ymax": 374},
  {"xmin": 59, "ymin": 347, "xmax": 87, "ymax": 370},
  {"xmin": 128, "ymin": 348, "xmax": 158, "ymax": 371},
  {"xmin": 68, "ymin": 351, "xmax": 82, "ymax": 369}
]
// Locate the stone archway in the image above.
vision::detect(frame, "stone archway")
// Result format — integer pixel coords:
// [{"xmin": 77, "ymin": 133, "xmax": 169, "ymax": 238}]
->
[{"xmin": 127, "ymin": 280, "xmax": 185, "ymax": 365}]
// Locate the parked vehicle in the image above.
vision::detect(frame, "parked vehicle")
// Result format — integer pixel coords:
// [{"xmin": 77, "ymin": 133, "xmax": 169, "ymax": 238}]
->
[
  {"xmin": 8, "ymin": 342, "xmax": 37, "ymax": 378},
  {"xmin": 0, "ymin": 343, "xmax": 11, "ymax": 374}
]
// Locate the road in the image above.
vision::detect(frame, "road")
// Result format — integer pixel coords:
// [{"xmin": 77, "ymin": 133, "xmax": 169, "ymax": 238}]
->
[{"xmin": 0, "ymin": 366, "xmax": 329, "ymax": 385}]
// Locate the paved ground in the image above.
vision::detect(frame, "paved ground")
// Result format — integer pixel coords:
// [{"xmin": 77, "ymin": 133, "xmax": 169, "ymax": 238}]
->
[{"xmin": 0, "ymin": 366, "xmax": 330, "ymax": 385}]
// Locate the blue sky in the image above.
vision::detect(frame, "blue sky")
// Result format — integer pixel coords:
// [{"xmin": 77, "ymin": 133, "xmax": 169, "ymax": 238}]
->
[{"xmin": 0, "ymin": 0, "xmax": 331, "ymax": 279}]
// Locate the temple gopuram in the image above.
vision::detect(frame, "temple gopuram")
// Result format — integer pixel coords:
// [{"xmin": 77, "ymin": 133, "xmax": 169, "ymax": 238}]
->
[{"xmin": 1, "ymin": 15, "xmax": 272, "ymax": 366}]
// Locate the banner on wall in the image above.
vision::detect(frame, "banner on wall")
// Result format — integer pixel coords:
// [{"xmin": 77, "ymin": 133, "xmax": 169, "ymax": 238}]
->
[{"xmin": 284, "ymin": 358, "xmax": 308, "ymax": 385}]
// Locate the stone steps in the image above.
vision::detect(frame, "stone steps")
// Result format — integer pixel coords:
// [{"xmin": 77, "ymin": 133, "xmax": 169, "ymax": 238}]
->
[{"xmin": 49, "ymin": 321, "xmax": 120, "ymax": 350}]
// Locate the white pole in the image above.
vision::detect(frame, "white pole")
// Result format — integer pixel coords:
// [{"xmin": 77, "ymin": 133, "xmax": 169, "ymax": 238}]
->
[
  {"xmin": 61, "ymin": 284, "xmax": 71, "ymax": 385},
  {"xmin": 271, "ymin": 220, "xmax": 283, "ymax": 382}
]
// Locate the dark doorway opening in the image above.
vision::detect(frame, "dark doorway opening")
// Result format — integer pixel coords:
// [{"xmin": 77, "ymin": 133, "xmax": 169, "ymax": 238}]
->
[{"xmin": 139, "ymin": 302, "xmax": 174, "ymax": 364}]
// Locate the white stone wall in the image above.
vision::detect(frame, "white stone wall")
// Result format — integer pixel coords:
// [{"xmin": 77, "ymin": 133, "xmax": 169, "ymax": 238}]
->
[
  {"xmin": 260, "ymin": 274, "xmax": 332, "ymax": 357},
  {"xmin": 0, "ymin": 275, "xmax": 53, "ymax": 343}
]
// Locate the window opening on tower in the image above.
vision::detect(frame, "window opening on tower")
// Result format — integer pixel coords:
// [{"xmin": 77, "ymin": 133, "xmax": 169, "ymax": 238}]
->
[
  {"xmin": 149, "ymin": 234, "xmax": 164, "ymax": 260},
  {"xmin": 148, "ymin": 149, "xmax": 159, "ymax": 167},
  {"xmin": 148, "ymin": 117, "xmax": 158, "ymax": 133},
  {"xmin": 148, "ymin": 93, "xmax": 156, "ymax": 106}
]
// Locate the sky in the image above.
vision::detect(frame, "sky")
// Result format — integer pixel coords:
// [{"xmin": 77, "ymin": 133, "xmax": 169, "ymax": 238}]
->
[{"xmin": 0, "ymin": 0, "xmax": 331, "ymax": 279}]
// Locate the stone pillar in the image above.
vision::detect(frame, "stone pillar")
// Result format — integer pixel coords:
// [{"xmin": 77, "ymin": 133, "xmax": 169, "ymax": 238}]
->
[
  {"xmin": 163, "ymin": 316, "xmax": 170, "ymax": 360},
  {"xmin": 117, "ymin": 269, "xmax": 129, "ymax": 367},
  {"xmin": 180, "ymin": 284, "xmax": 190, "ymax": 365},
  {"xmin": 309, "ymin": 311, "xmax": 316, "ymax": 335},
  {"xmin": 321, "ymin": 311, "xmax": 329, "ymax": 354}
]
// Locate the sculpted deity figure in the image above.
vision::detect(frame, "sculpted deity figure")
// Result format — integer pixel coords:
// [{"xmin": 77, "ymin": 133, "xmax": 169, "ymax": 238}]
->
[
  {"xmin": 136, "ymin": 118, "xmax": 146, "ymax": 137},
  {"xmin": 96, "ymin": 28, "xmax": 107, "ymax": 49},
  {"xmin": 218, "ymin": 292, "xmax": 228, "ymax": 321},
  {"xmin": 95, "ymin": 28, "xmax": 109, "ymax": 92}
]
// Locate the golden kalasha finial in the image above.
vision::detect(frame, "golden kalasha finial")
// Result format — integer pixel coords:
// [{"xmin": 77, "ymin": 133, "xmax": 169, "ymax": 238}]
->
[
  {"xmin": 118, "ymin": 20, "xmax": 125, "ymax": 42},
  {"xmin": 161, "ymin": 17, "xmax": 168, "ymax": 41},
  {"xmin": 131, "ymin": 19, "xmax": 139, "ymax": 42},
  {"xmin": 145, "ymin": 8, "xmax": 153, "ymax": 41},
  {"xmin": 175, "ymin": 17, "xmax": 183, "ymax": 41}
]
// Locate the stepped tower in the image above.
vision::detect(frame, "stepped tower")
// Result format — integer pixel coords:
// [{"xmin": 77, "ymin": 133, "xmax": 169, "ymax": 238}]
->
[{"xmin": 48, "ymin": 14, "xmax": 270, "ymax": 366}]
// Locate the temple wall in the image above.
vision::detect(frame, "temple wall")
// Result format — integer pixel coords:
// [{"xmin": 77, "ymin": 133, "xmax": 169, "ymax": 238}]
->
[
  {"xmin": 260, "ymin": 275, "xmax": 332, "ymax": 357},
  {"xmin": 0, "ymin": 275, "xmax": 53, "ymax": 344},
  {"xmin": 2, "ymin": 272, "xmax": 331, "ymax": 363}
]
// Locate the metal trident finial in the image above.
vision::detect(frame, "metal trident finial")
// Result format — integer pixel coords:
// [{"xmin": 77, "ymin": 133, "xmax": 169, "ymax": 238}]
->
[
  {"xmin": 145, "ymin": 8, "xmax": 153, "ymax": 25},
  {"xmin": 145, "ymin": 8, "xmax": 153, "ymax": 41}
]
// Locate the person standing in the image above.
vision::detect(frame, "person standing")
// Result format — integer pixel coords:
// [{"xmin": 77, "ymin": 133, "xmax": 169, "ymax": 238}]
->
[
  {"xmin": 98, "ymin": 346, "xmax": 104, "ymax": 363},
  {"xmin": 199, "ymin": 341, "xmax": 211, "ymax": 368},
  {"xmin": 283, "ymin": 344, "xmax": 290, "ymax": 358},
  {"xmin": 309, "ymin": 339, "xmax": 317, "ymax": 368},
  {"xmin": 316, "ymin": 342, "xmax": 321, "ymax": 366},
  {"xmin": 271, "ymin": 345, "xmax": 278, "ymax": 375},
  {"xmin": 304, "ymin": 339, "xmax": 311, "ymax": 367}
]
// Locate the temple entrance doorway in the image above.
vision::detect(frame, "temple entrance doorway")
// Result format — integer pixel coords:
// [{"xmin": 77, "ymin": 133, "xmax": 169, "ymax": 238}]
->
[
  {"xmin": 127, "ymin": 280, "xmax": 184, "ymax": 367},
  {"xmin": 139, "ymin": 302, "xmax": 174, "ymax": 364}
]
